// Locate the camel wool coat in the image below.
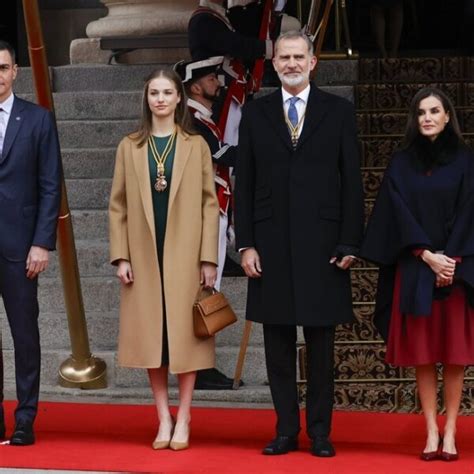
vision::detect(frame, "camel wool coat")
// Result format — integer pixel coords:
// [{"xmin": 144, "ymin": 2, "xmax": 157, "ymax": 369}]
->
[{"xmin": 109, "ymin": 129, "xmax": 219, "ymax": 373}]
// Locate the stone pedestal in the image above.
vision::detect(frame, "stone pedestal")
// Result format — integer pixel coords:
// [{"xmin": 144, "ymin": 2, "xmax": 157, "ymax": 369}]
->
[
  {"xmin": 71, "ymin": 0, "xmax": 196, "ymax": 64},
  {"xmin": 86, "ymin": 0, "xmax": 197, "ymax": 37}
]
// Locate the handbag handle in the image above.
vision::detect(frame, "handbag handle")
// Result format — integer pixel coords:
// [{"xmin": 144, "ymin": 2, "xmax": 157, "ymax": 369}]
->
[{"xmin": 195, "ymin": 285, "xmax": 217, "ymax": 302}]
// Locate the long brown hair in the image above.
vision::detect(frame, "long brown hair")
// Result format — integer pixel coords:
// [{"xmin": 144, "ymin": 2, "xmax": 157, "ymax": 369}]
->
[
  {"xmin": 401, "ymin": 87, "xmax": 465, "ymax": 149},
  {"xmin": 130, "ymin": 69, "xmax": 195, "ymax": 147}
]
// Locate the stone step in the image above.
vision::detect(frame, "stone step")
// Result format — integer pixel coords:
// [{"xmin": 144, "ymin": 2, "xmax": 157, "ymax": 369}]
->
[
  {"xmin": 21, "ymin": 92, "xmax": 142, "ymax": 121},
  {"xmin": 66, "ymin": 178, "xmax": 111, "ymax": 210},
  {"xmin": 355, "ymin": 82, "xmax": 474, "ymax": 110},
  {"xmin": 1, "ymin": 346, "xmax": 269, "ymax": 387},
  {"xmin": 62, "ymin": 148, "xmax": 116, "ymax": 179},
  {"xmin": 359, "ymin": 57, "xmax": 474, "ymax": 83},
  {"xmin": 0, "ymin": 307, "xmax": 254, "ymax": 353},
  {"xmin": 14, "ymin": 61, "xmax": 357, "ymax": 95},
  {"xmin": 52, "ymin": 65, "xmax": 170, "ymax": 92},
  {"xmin": 0, "ymin": 276, "xmax": 248, "ymax": 315},
  {"xmin": 57, "ymin": 120, "xmax": 137, "ymax": 148},
  {"xmin": 71, "ymin": 210, "xmax": 109, "ymax": 240},
  {"xmin": 47, "ymin": 239, "xmax": 113, "ymax": 277},
  {"xmin": 357, "ymin": 108, "xmax": 474, "ymax": 135},
  {"xmin": 19, "ymin": 85, "xmax": 353, "ymax": 121},
  {"xmin": 4, "ymin": 379, "xmax": 473, "ymax": 413}
]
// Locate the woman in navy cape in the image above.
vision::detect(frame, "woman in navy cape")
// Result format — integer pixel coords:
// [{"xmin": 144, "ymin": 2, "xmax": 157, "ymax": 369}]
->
[{"xmin": 361, "ymin": 87, "xmax": 474, "ymax": 461}]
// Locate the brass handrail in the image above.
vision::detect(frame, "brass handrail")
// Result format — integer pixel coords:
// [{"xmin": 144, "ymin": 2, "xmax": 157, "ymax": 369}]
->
[{"xmin": 22, "ymin": 0, "xmax": 107, "ymax": 389}]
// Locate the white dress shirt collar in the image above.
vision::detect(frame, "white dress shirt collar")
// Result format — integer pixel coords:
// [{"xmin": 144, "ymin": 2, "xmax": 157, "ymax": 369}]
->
[
  {"xmin": 0, "ymin": 92, "xmax": 15, "ymax": 115},
  {"xmin": 281, "ymin": 84, "xmax": 311, "ymax": 105}
]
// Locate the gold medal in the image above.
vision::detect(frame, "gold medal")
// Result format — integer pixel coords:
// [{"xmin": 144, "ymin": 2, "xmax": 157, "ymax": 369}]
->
[{"xmin": 154, "ymin": 175, "xmax": 168, "ymax": 192}]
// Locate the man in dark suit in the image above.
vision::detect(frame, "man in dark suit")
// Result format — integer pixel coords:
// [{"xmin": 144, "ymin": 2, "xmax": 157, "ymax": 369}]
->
[
  {"xmin": 0, "ymin": 41, "xmax": 61, "ymax": 445},
  {"xmin": 234, "ymin": 31, "xmax": 364, "ymax": 457}
]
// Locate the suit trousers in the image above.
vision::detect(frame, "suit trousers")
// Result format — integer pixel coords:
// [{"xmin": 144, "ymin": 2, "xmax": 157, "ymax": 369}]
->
[
  {"xmin": 263, "ymin": 324, "xmax": 335, "ymax": 439},
  {"xmin": 0, "ymin": 254, "xmax": 40, "ymax": 424}
]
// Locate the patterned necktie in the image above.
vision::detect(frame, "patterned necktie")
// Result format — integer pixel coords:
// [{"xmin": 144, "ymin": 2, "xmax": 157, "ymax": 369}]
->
[
  {"xmin": 0, "ymin": 107, "xmax": 5, "ymax": 158},
  {"xmin": 288, "ymin": 97, "xmax": 299, "ymax": 128}
]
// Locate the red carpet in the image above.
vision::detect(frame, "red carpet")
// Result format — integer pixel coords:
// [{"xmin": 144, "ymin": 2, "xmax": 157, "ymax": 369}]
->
[{"xmin": 0, "ymin": 401, "xmax": 473, "ymax": 473}]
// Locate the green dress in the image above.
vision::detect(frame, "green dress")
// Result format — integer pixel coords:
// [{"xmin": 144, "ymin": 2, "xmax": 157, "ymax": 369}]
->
[
  {"xmin": 148, "ymin": 134, "xmax": 176, "ymax": 264},
  {"xmin": 148, "ymin": 134, "xmax": 176, "ymax": 366}
]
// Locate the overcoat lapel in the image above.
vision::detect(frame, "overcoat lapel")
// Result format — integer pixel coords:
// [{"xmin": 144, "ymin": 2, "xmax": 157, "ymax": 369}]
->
[
  {"xmin": 0, "ymin": 96, "xmax": 25, "ymax": 165},
  {"xmin": 262, "ymin": 90, "xmax": 293, "ymax": 151},
  {"xmin": 168, "ymin": 131, "xmax": 192, "ymax": 212},
  {"xmin": 132, "ymin": 143, "xmax": 156, "ymax": 243},
  {"xmin": 296, "ymin": 85, "xmax": 329, "ymax": 150}
]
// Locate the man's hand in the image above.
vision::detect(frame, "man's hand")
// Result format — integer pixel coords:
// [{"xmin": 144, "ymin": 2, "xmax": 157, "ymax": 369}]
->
[
  {"xmin": 329, "ymin": 255, "xmax": 356, "ymax": 270},
  {"xmin": 200, "ymin": 262, "xmax": 217, "ymax": 288},
  {"xmin": 117, "ymin": 259, "xmax": 134, "ymax": 285},
  {"xmin": 26, "ymin": 245, "xmax": 49, "ymax": 279},
  {"xmin": 241, "ymin": 247, "xmax": 262, "ymax": 278}
]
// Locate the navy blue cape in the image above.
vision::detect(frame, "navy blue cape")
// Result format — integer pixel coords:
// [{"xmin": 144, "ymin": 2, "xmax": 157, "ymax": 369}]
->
[{"xmin": 360, "ymin": 148, "xmax": 474, "ymax": 341}]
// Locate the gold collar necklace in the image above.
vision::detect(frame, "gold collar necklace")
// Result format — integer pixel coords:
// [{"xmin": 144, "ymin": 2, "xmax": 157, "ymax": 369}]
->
[{"xmin": 148, "ymin": 130, "xmax": 177, "ymax": 192}]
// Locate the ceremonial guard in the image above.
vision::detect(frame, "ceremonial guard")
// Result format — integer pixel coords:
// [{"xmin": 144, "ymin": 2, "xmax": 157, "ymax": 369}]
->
[
  {"xmin": 188, "ymin": 0, "xmax": 276, "ymax": 145},
  {"xmin": 175, "ymin": 57, "xmax": 240, "ymax": 390}
]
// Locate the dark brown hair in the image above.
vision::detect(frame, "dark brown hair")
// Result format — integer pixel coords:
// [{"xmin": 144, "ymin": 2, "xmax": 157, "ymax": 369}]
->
[
  {"xmin": 402, "ymin": 87, "xmax": 465, "ymax": 149},
  {"xmin": 0, "ymin": 40, "xmax": 16, "ymax": 64},
  {"xmin": 131, "ymin": 68, "xmax": 195, "ymax": 147}
]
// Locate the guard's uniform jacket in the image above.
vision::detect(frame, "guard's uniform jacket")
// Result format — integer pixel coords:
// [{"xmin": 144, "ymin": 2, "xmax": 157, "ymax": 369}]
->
[
  {"xmin": 188, "ymin": 98, "xmax": 236, "ymax": 216},
  {"xmin": 188, "ymin": 0, "xmax": 269, "ymax": 62}
]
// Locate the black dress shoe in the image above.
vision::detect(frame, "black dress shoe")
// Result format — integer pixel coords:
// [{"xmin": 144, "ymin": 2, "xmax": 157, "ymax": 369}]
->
[
  {"xmin": 195, "ymin": 368, "xmax": 244, "ymax": 390},
  {"xmin": 262, "ymin": 435, "xmax": 298, "ymax": 455},
  {"xmin": 311, "ymin": 436, "xmax": 336, "ymax": 457},
  {"xmin": 10, "ymin": 420, "xmax": 35, "ymax": 446}
]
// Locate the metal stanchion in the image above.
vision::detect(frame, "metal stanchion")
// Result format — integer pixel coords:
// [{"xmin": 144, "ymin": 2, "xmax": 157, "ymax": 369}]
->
[{"xmin": 22, "ymin": 0, "xmax": 107, "ymax": 389}]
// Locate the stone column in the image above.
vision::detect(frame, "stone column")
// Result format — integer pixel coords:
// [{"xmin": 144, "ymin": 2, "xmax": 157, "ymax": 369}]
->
[{"xmin": 71, "ymin": 0, "xmax": 197, "ymax": 64}]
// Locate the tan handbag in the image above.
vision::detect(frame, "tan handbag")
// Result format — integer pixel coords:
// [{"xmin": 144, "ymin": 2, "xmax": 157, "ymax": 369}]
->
[{"xmin": 193, "ymin": 286, "xmax": 237, "ymax": 338}]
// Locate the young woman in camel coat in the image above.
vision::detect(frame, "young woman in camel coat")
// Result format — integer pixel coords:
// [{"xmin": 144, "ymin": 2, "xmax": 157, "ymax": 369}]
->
[{"xmin": 109, "ymin": 69, "xmax": 219, "ymax": 450}]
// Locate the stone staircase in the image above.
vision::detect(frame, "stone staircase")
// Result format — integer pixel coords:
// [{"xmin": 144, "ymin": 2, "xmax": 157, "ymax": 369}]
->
[{"xmin": 1, "ymin": 61, "xmax": 356, "ymax": 405}]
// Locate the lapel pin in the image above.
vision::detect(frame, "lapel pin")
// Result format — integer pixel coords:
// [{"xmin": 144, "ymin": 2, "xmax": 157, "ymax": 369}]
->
[{"xmin": 16, "ymin": 116, "xmax": 21, "ymax": 121}]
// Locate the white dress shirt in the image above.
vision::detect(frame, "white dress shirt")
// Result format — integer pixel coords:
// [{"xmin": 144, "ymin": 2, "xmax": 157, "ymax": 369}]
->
[
  {"xmin": 281, "ymin": 84, "xmax": 310, "ymax": 138},
  {"xmin": 0, "ymin": 93, "xmax": 14, "ymax": 157}
]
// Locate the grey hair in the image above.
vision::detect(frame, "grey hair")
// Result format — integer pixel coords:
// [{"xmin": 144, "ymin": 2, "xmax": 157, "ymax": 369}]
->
[{"xmin": 275, "ymin": 30, "xmax": 314, "ymax": 56}]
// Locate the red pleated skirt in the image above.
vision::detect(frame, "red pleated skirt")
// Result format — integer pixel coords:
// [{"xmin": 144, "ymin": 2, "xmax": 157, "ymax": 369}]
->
[{"xmin": 386, "ymin": 268, "xmax": 474, "ymax": 366}]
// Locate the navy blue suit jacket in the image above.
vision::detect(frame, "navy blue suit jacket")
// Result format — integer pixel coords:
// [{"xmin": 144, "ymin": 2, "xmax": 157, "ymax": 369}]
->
[{"xmin": 0, "ymin": 96, "xmax": 61, "ymax": 262}]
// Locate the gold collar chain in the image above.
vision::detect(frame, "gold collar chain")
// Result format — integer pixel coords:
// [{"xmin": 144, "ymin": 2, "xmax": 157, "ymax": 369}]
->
[
  {"xmin": 284, "ymin": 111, "xmax": 306, "ymax": 146},
  {"xmin": 148, "ymin": 131, "xmax": 176, "ymax": 192}
]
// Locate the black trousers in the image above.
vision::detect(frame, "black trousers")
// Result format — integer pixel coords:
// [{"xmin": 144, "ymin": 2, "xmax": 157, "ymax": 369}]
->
[
  {"xmin": 263, "ymin": 324, "xmax": 335, "ymax": 439},
  {"xmin": 0, "ymin": 254, "xmax": 40, "ymax": 424}
]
